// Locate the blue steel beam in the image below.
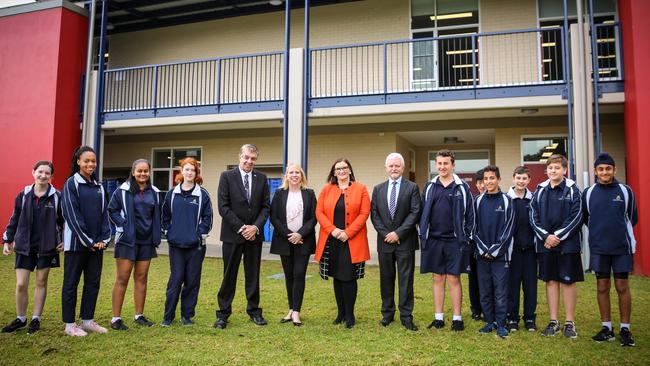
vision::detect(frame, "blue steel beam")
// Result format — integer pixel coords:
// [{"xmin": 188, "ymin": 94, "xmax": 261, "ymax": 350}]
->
[
  {"xmin": 95, "ymin": 0, "xmax": 108, "ymax": 169},
  {"xmin": 282, "ymin": 0, "xmax": 291, "ymax": 170},
  {"xmin": 588, "ymin": 0, "xmax": 601, "ymax": 154},
  {"xmin": 302, "ymin": 0, "xmax": 310, "ymax": 174},
  {"xmin": 562, "ymin": 0, "xmax": 575, "ymax": 180}
]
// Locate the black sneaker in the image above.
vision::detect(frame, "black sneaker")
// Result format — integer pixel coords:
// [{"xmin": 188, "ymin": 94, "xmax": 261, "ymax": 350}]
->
[
  {"xmin": 27, "ymin": 319, "xmax": 40, "ymax": 334},
  {"xmin": 524, "ymin": 320, "xmax": 537, "ymax": 332},
  {"xmin": 541, "ymin": 321, "xmax": 560, "ymax": 337},
  {"xmin": 620, "ymin": 327, "xmax": 635, "ymax": 347},
  {"xmin": 1, "ymin": 318, "xmax": 27, "ymax": 333},
  {"xmin": 181, "ymin": 317, "xmax": 194, "ymax": 326},
  {"xmin": 134, "ymin": 315, "xmax": 154, "ymax": 327},
  {"xmin": 507, "ymin": 320, "xmax": 519, "ymax": 332},
  {"xmin": 427, "ymin": 319, "xmax": 445, "ymax": 329},
  {"xmin": 591, "ymin": 326, "xmax": 615, "ymax": 342},
  {"xmin": 110, "ymin": 319, "xmax": 129, "ymax": 331},
  {"xmin": 563, "ymin": 321, "xmax": 577, "ymax": 339},
  {"xmin": 451, "ymin": 320, "xmax": 464, "ymax": 332},
  {"xmin": 471, "ymin": 313, "xmax": 481, "ymax": 321}
]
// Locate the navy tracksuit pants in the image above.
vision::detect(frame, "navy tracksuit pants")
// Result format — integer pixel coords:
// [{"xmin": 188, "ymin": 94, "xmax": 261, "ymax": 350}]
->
[
  {"xmin": 164, "ymin": 245, "xmax": 206, "ymax": 321},
  {"xmin": 468, "ymin": 251, "xmax": 482, "ymax": 316},
  {"xmin": 507, "ymin": 247, "xmax": 537, "ymax": 322},
  {"xmin": 477, "ymin": 257, "xmax": 509, "ymax": 327},
  {"xmin": 61, "ymin": 251, "xmax": 104, "ymax": 323}
]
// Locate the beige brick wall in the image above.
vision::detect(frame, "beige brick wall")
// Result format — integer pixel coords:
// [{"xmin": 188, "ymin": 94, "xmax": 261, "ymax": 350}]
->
[{"xmin": 601, "ymin": 122, "xmax": 627, "ymax": 183}]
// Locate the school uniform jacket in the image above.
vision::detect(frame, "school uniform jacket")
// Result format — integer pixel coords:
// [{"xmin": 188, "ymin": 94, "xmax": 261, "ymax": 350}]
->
[
  {"xmin": 474, "ymin": 191, "xmax": 514, "ymax": 260},
  {"xmin": 162, "ymin": 184, "xmax": 213, "ymax": 248},
  {"xmin": 529, "ymin": 178, "xmax": 583, "ymax": 254},
  {"xmin": 507, "ymin": 187, "xmax": 535, "ymax": 250},
  {"xmin": 2, "ymin": 184, "xmax": 63, "ymax": 256},
  {"xmin": 217, "ymin": 168, "xmax": 270, "ymax": 244},
  {"xmin": 269, "ymin": 188, "xmax": 317, "ymax": 256},
  {"xmin": 370, "ymin": 178, "xmax": 421, "ymax": 253},
  {"xmin": 62, "ymin": 173, "xmax": 111, "ymax": 252},
  {"xmin": 582, "ymin": 179, "xmax": 637, "ymax": 255},
  {"xmin": 315, "ymin": 182, "xmax": 371, "ymax": 264},
  {"xmin": 418, "ymin": 173, "xmax": 474, "ymax": 250},
  {"xmin": 108, "ymin": 181, "xmax": 162, "ymax": 247}
]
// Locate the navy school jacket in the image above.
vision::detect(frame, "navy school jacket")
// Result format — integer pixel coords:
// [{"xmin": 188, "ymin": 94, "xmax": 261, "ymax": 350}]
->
[
  {"xmin": 474, "ymin": 191, "xmax": 514, "ymax": 260},
  {"xmin": 582, "ymin": 179, "xmax": 637, "ymax": 255},
  {"xmin": 418, "ymin": 173, "xmax": 474, "ymax": 249},
  {"xmin": 62, "ymin": 173, "xmax": 111, "ymax": 252},
  {"xmin": 507, "ymin": 187, "xmax": 535, "ymax": 250},
  {"xmin": 162, "ymin": 184, "xmax": 213, "ymax": 248},
  {"xmin": 529, "ymin": 178, "xmax": 583, "ymax": 254},
  {"xmin": 2, "ymin": 184, "xmax": 63, "ymax": 256},
  {"xmin": 108, "ymin": 181, "xmax": 162, "ymax": 247}
]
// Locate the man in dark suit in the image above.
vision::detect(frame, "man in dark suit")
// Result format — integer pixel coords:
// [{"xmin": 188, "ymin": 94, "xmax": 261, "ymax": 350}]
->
[
  {"xmin": 214, "ymin": 144, "xmax": 270, "ymax": 329},
  {"xmin": 370, "ymin": 153, "xmax": 421, "ymax": 331}
]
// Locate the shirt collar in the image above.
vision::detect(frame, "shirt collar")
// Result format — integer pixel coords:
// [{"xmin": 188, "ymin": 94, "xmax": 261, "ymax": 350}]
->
[
  {"xmin": 238, "ymin": 167, "xmax": 252, "ymax": 178},
  {"xmin": 388, "ymin": 176, "xmax": 403, "ymax": 185}
]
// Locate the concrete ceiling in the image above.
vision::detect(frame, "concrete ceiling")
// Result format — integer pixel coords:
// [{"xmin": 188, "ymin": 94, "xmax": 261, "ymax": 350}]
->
[{"xmin": 398, "ymin": 129, "xmax": 495, "ymax": 146}]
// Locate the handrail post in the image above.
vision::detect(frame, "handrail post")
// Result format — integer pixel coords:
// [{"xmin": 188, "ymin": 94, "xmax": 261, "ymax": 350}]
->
[
  {"xmin": 216, "ymin": 58, "xmax": 222, "ymax": 108},
  {"xmin": 471, "ymin": 34, "xmax": 477, "ymax": 90},
  {"xmin": 151, "ymin": 65, "xmax": 158, "ymax": 112},
  {"xmin": 383, "ymin": 42, "xmax": 388, "ymax": 98}
]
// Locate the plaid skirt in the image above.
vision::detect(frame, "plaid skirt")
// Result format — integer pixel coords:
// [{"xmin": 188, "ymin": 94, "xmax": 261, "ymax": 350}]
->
[{"xmin": 319, "ymin": 238, "xmax": 365, "ymax": 280}]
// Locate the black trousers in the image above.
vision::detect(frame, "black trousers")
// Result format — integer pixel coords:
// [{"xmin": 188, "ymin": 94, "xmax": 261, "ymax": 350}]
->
[
  {"xmin": 61, "ymin": 250, "xmax": 104, "ymax": 323},
  {"xmin": 468, "ymin": 252, "xmax": 482, "ymax": 316},
  {"xmin": 507, "ymin": 247, "xmax": 538, "ymax": 322},
  {"xmin": 163, "ymin": 245, "xmax": 206, "ymax": 321},
  {"xmin": 477, "ymin": 258, "xmax": 509, "ymax": 327},
  {"xmin": 333, "ymin": 278, "xmax": 357, "ymax": 324},
  {"xmin": 378, "ymin": 250, "xmax": 415, "ymax": 322},
  {"xmin": 217, "ymin": 241, "xmax": 263, "ymax": 319},
  {"xmin": 280, "ymin": 246, "xmax": 310, "ymax": 312}
]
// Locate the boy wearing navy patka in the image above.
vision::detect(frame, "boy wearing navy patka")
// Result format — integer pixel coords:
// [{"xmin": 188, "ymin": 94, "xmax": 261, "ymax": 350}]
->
[
  {"xmin": 530, "ymin": 154, "xmax": 583, "ymax": 339},
  {"xmin": 506, "ymin": 166, "xmax": 537, "ymax": 332},
  {"xmin": 474, "ymin": 165, "xmax": 514, "ymax": 339},
  {"xmin": 583, "ymin": 153, "xmax": 637, "ymax": 347}
]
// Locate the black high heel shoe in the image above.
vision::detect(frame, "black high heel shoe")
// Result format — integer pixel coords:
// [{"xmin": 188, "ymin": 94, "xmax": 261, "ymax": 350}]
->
[
  {"xmin": 333, "ymin": 314, "xmax": 345, "ymax": 325},
  {"xmin": 280, "ymin": 310, "xmax": 293, "ymax": 324}
]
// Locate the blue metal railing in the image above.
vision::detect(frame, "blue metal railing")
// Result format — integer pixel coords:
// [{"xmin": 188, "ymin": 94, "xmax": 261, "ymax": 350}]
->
[
  {"xmin": 309, "ymin": 28, "xmax": 567, "ymax": 99},
  {"xmin": 593, "ymin": 22, "xmax": 623, "ymax": 82},
  {"xmin": 103, "ymin": 51, "xmax": 284, "ymax": 113}
]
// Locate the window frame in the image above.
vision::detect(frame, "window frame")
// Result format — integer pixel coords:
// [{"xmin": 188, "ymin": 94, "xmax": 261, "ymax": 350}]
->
[
  {"xmin": 150, "ymin": 146, "xmax": 204, "ymax": 190},
  {"xmin": 520, "ymin": 134, "xmax": 568, "ymax": 165}
]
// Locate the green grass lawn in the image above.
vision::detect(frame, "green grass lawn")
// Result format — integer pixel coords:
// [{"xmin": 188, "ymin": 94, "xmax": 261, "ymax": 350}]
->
[{"xmin": 0, "ymin": 253, "xmax": 648, "ymax": 365}]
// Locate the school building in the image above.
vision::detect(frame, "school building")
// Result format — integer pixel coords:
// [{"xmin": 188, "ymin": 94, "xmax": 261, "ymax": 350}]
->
[{"xmin": 1, "ymin": 0, "xmax": 648, "ymax": 274}]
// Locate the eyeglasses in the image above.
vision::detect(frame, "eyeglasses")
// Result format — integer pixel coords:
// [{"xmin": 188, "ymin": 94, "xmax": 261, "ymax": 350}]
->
[{"xmin": 334, "ymin": 166, "xmax": 349, "ymax": 172}]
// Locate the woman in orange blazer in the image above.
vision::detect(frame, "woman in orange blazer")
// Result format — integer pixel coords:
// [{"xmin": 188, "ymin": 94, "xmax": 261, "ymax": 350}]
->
[{"xmin": 315, "ymin": 158, "xmax": 370, "ymax": 328}]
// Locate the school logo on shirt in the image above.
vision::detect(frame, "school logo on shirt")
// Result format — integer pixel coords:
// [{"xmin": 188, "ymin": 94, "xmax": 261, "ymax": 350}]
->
[
  {"xmin": 495, "ymin": 205, "xmax": 504, "ymax": 212},
  {"xmin": 190, "ymin": 197, "xmax": 199, "ymax": 205},
  {"xmin": 44, "ymin": 203, "xmax": 55, "ymax": 209},
  {"xmin": 613, "ymin": 195, "xmax": 624, "ymax": 203}
]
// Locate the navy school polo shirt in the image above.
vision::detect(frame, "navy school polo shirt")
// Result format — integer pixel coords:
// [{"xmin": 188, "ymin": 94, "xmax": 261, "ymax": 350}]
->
[
  {"xmin": 134, "ymin": 186, "xmax": 156, "ymax": 245},
  {"xmin": 544, "ymin": 180, "xmax": 566, "ymax": 233},
  {"xmin": 429, "ymin": 180, "xmax": 456, "ymax": 240},
  {"xmin": 30, "ymin": 192, "xmax": 51, "ymax": 252}
]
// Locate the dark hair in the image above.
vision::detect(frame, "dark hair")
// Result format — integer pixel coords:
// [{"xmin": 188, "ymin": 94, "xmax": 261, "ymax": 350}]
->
[
  {"xmin": 69, "ymin": 145, "xmax": 98, "ymax": 180},
  {"xmin": 326, "ymin": 158, "xmax": 356, "ymax": 184},
  {"xmin": 513, "ymin": 165, "xmax": 531, "ymax": 177},
  {"xmin": 174, "ymin": 157, "xmax": 203, "ymax": 185},
  {"xmin": 33, "ymin": 160, "xmax": 54, "ymax": 175},
  {"xmin": 547, "ymin": 154, "xmax": 568, "ymax": 168},
  {"xmin": 483, "ymin": 165, "xmax": 501, "ymax": 179},
  {"xmin": 435, "ymin": 149, "xmax": 455, "ymax": 164},
  {"xmin": 474, "ymin": 169, "xmax": 484, "ymax": 181},
  {"xmin": 128, "ymin": 158, "xmax": 152, "ymax": 193}
]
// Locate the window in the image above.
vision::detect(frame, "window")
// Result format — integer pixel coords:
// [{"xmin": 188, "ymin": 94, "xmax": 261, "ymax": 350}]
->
[
  {"xmin": 538, "ymin": 0, "xmax": 619, "ymax": 81},
  {"xmin": 411, "ymin": 0, "xmax": 479, "ymax": 89},
  {"xmin": 522, "ymin": 136, "xmax": 567, "ymax": 164},
  {"xmin": 151, "ymin": 147, "xmax": 203, "ymax": 191},
  {"xmin": 428, "ymin": 150, "xmax": 489, "ymax": 179}
]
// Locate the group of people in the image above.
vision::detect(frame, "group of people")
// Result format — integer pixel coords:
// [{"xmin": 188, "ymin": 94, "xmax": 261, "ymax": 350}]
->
[{"xmin": 1, "ymin": 144, "xmax": 638, "ymax": 347}]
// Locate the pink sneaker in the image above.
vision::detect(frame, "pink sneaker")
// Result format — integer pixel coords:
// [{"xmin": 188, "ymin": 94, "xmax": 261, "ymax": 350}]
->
[
  {"xmin": 64, "ymin": 323, "xmax": 88, "ymax": 337},
  {"xmin": 81, "ymin": 321, "xmax": 108, "ymax": 334}
]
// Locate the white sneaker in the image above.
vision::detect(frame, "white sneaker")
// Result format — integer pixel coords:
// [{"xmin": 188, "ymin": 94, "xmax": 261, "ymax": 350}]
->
[
  {"xmin": 64, "ymin": 323, "xmax": 88, "ymax": 337},
  {"xmin": 81, "ymin": 321, "xmax": 108, "ymax": 334}
]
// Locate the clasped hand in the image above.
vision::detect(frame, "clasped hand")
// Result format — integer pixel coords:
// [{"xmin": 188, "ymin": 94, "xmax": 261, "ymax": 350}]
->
[{"xmin": 331, "ymin": 228, "xmax": 349, "ymax": 242}]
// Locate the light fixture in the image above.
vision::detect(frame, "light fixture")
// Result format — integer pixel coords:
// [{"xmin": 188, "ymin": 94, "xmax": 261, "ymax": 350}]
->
[
  {"xmin": 429, "ymin": 12, "xmax": 473, "ymax": 21},
  {"xmin": 269, "ymin": 0, "xmax": 283, "ymax": 5},
  {"xmin": 443, "ymin": 136, "xmax": 464, "ymax": 144},
  {"xmin": 521, "ymin": 108, "xmax": 539, "ymax": 115}
]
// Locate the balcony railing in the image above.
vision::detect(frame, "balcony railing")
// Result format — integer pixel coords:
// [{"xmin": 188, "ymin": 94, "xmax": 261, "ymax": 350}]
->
[
  {"xmin": 102, "ymin": 51, "xmax": 284, "ymax": 114},
  {"xmin": 593, "ymin": 22, "xmax": 622, "ymax": 82}
]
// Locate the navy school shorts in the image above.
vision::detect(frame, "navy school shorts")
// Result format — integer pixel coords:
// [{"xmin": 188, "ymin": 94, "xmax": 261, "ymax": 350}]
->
[
  {"xmin": 590, "ymin": 253, "xmax": 633, "ymax": 279},
  {"xmin": 420, "ymin": 238, "xmax": 468, "ymax": 276},
  {"xmin": 15, "ymin": 253, "xmax": 60, "ymax": 271},
  {"xmin": 538, "ymin": 251, "xmax": 584, "ymax": 284},
  {"xmin": 114, "ymin": 244, "xmax": 157, "ymax": 262}
]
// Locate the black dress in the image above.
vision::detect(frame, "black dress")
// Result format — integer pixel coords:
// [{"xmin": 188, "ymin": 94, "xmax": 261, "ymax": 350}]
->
[{"xmin": 319, "ymin": 193, "xmax": 365, "ymax": 281}]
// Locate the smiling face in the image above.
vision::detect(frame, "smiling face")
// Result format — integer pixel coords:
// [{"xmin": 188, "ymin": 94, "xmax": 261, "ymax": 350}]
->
[
  {"xmin": 475, "ymin": 179, "xmax": 485, "ymax": 193},
  {"xmin": 513, "ymin": 173, "xmax": 531, "ymax": 191},
  {"xmin": 385, "ymin": 157, "xmax": 404, "ymax": 181},
  {"xmin": 334, "ymin": 161, "xmax": 350, "ymax": 183},
  {"xmin": 77, "ymin": 151, "xmax": 96, "ymax": 179},
  {"xmin": 181, "ymin": 163, "xmax": 196, "ymax": 184},
  {"xmin": 483, "ymin": 171, "xmax": 501, "ymax": 194},
  {"xmin": 286, "ymin": 164, "xmax": 304, "ymax": 188},
  {"xmin": 546, "ymin": 162, "xmax": 566, "ymax": 185},
  {"xmin": 595, "ymin": 164, "xmax": 616, "ymax": 184},
  {"xmin": 132, "ymin": 162, "xmax": 151, "ymax": 186},
  {"xmin": 32, "ymin": 164, "xmax": 52, "ymax": 186},
  {"xmin": 436, "ymin": 156, "xmax": 454, "ymax": 179},
  {"xmin": 239, "ymin": 148, "xmax": 258, "ymax": 173}
]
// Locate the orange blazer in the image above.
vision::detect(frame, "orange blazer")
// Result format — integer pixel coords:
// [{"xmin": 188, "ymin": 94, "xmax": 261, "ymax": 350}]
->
[{"xmin": 315, "ymin": 182, "xmax": 370, "ymax": 264}]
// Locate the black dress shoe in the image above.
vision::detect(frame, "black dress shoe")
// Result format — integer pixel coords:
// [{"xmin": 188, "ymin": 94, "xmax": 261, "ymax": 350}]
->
[
  {"xmin": 379, "ymin": 318, "xmax": 394, "ymax": 327},
  {"xmin": 250, "ymin": 315, "xmax": 268, "ymax": 326},
  {"xmin": 213, "ymin": 319, "xmax": 227, "ymax": 329},
  {"xmin": 280, "ymin": 317, "xmax": 293, "ymax": 324},
  {"xmin": 402, "ymin": 321, "xmax": 418, "ymax": 331},
  {"xmin": 293, "ymin": 321, "xmax": 303, "ymax": 327},
  {"xmin": 333, "ymin": 315, "xmax": 345, "ymax": 325},
  {"xmin": 345, "ymin": 321, "xmax": 355, "ymax": 329}
]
